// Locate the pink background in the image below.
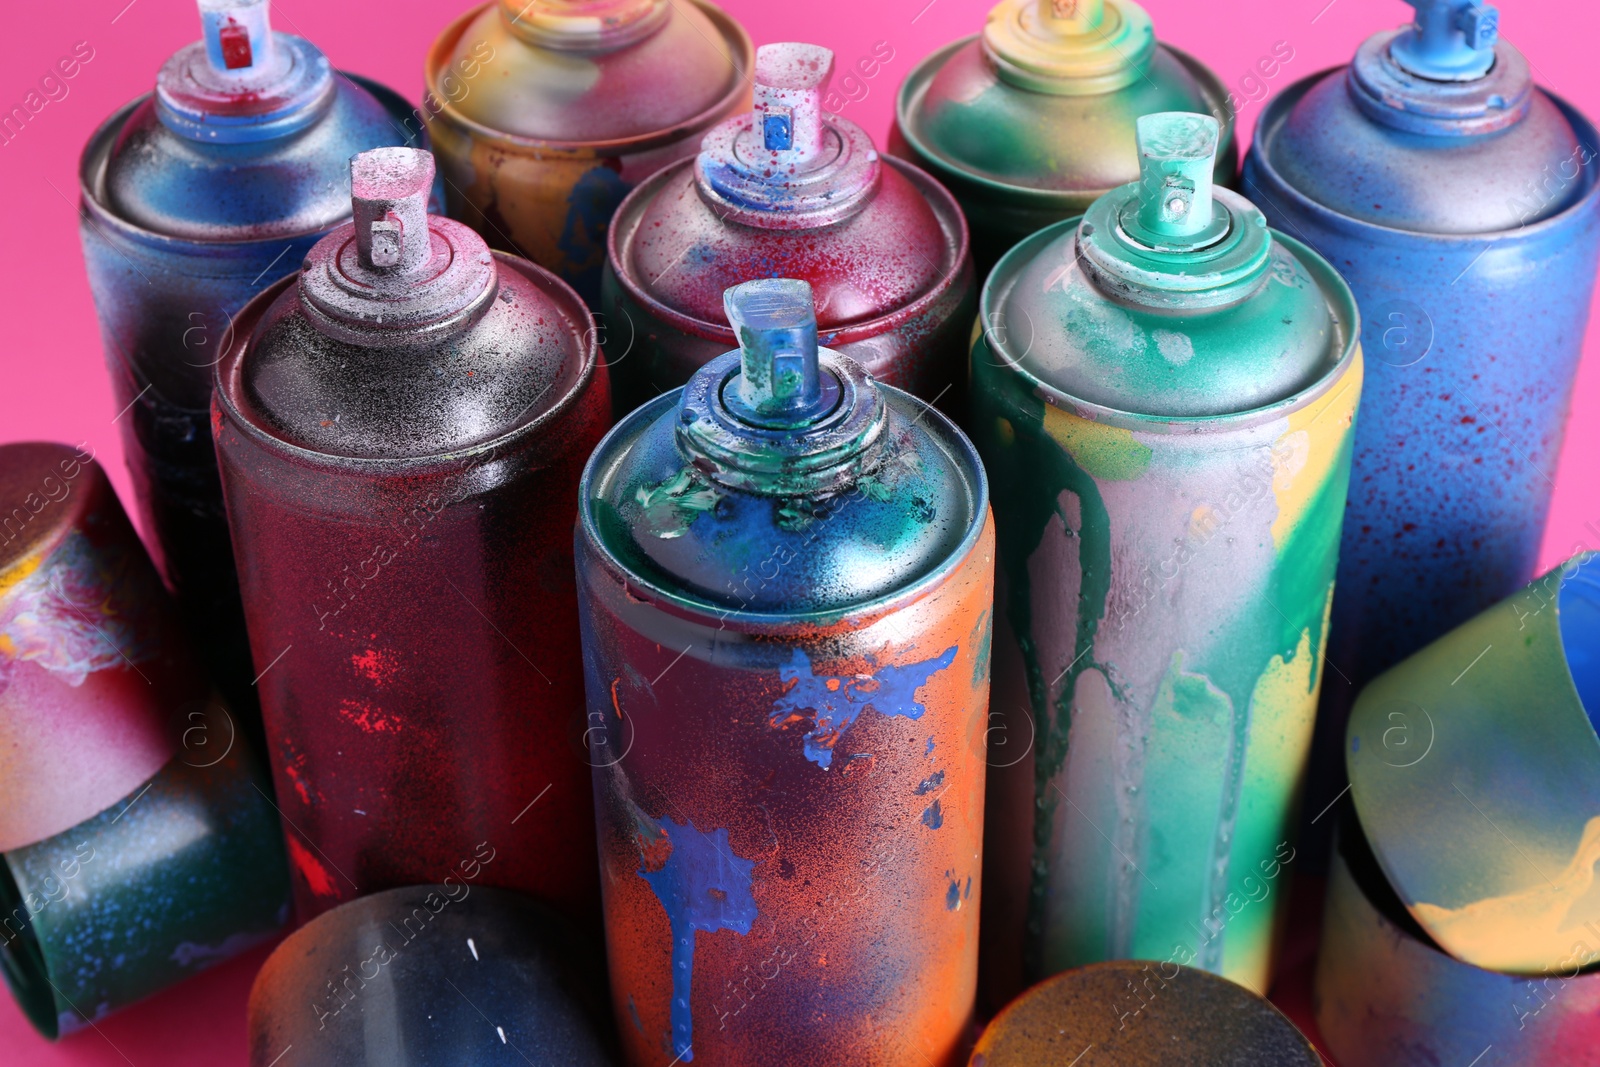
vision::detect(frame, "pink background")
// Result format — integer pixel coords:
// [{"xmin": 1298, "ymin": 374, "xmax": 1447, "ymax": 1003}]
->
[{"xmin": 2, "ymin": 0, "xmax": 1597, "ymax": 1062}]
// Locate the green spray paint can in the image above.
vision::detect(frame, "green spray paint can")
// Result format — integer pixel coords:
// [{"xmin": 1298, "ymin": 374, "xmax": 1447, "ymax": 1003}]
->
[
  {"xmin": 970, "ymin": 113, "xmax": 1361, "ymax": 1005},
  {"xmin": 891, "ymin": 0, "xmax": 1237, "ymax": 278}
]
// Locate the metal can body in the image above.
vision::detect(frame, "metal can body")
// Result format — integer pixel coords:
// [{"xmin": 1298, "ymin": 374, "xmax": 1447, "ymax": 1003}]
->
[
  {"xmin": 79, "ymin": 74, "xmax": 429, "ymax": 738},
  {"xmin": 423, "ymin": 0, "xmax": 752, "ymax": 307},
  {"xmin": 971, "ymin": 198, "xmax": 1362, "ymax": 999},
  {"xmin": 1316, "ymin": 821, "xmax": 1600, "ymax": 1067},
  {"xmin": 579, "ymin": 279, "xmax": 994, "ymax": 1066},
  {"xmin": 214, "ymin": 153, "xmax": 611, "ymax": 927},
  {"xmin": 0, "ymin": 442, "xmax": 288, "ymax": 1039},
  {"xmin": 1243, "ymin": 27, "xmax": 1600, "ymax": 846},
  {"xmin": 579, "ymin": 515, "xmax": 993, "ymax": 1066}
]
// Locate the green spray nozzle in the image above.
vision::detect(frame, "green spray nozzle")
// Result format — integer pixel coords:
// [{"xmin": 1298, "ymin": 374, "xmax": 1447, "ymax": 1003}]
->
[
  {"xmin": 1391, "ymin": 1, "xmax": 1499, "ymax": 81},
  {"xmin": 1134, "ymin": 112, "xmax": 1219, "ymax": 244},
  {"xmin": 1035, "ymin": 0, "xmax": 1106, "ymax": 36},
  {"xmin": 723, "ymin": 279, "xmax": 827, "ymax": 429}
]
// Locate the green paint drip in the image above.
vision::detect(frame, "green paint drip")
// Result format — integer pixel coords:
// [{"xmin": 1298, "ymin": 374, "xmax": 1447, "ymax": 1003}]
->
[
  {"xmin": 972, "ymin": 338, "xmax": 1114, "ymax": 981},
  {"xmin": 636, "ymin": 467, "xmax": 723, "ymax": 539}
]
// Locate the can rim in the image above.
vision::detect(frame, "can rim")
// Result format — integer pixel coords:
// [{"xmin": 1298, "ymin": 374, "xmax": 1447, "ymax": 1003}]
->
[
  {"xmin": 1246, "ymin": 68, "xmax": 1600, "ymax": 243},
  {"xmin": 892, "ymin": 36, "xmax": 1237, "ymax": 207},
  {"xmin": 213, "ymin": 255, "xmax": 602, "ymax": 474},
  {"xmin": 605, "ymin": 154, "xmax": 973, "ymax": 345},
  {"xmin": 421, "ymin": 0, "xmax": 754, "ymax": 154},
  {"xmin": 77, "ymin": 75, "xmax": 430, "ymax": 257},
  {"xmin": 576, "ymin": 388, "xmax": 992, "ymax": 631},
  {"xmin": 978, "ymin": 221, "xmax": 1362, "ymax": 433}
]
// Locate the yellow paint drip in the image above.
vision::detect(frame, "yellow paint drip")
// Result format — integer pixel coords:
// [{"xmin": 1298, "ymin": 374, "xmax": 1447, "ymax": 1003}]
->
[
  {"xmin": 1269, "ymin": 347, "xmax": 1363, "ymax": 547},
  {"xmin": 1041, "ymin": 405, "xmax": 1152, "ymax": 482},
  {"xmin": 1414, "ymin": 815, "xmax": 1600, "ymax": 974}
]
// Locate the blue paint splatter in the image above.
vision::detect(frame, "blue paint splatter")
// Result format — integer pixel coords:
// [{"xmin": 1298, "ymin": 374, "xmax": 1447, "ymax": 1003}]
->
[
  {"xmin": 769, "ymin": 646, "xmax": 958, "ymax": 769},
  {"xmin": 628, "ymin": 994, "xmax": 643, "ymax": 1034},
  {"xmin": 926, "ymin": 737, "xmax": 936, "ymax": 757},
  {"xmin": 946, "ymin": 880, "xmax": 961, "ymax": 911},
  {"xmin": 921, "ymin": 800, "xmax": 943, "ymax": 830},
  {"xmin": 914, "ymin": 771, "xmax": 945, "ymax": 795},
  {"xmin": 634, "ymin": 810, "xmax": 758, "ymax": 1062}
]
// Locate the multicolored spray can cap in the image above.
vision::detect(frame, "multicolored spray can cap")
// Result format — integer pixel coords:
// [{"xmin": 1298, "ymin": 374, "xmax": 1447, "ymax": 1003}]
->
[
  {"xmin": 1317, "ymin": 816, "xmax": 1600, "ymax": 1067},
  {"xmin": 604, "ymin": 42, "xmax": 972, "ymax": 412},
  {"xmin": 0, "ymin": 443, "xmax": 288, "ymax": 1040},
  {"xmin": 969, "ymin": 959, "xmax": 1321, "ymax": 1064},
  {"xmin": 891, "ymin": 0, "xmax": 1235, "ymax": 273},
  {"xmin": 422, "ymin": 0, "xmax": 752, "ymax": 304},
  {"xmin": 248, "ymin": 886, "xmax": 613, "ymax": 1065},
  {"xmin": 1347, "ymin": 553, "xmax": 1600, "ymax": 975}
]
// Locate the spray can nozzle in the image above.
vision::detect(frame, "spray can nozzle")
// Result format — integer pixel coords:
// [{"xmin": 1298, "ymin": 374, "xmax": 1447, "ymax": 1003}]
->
[
  {"xmin": 198, "ymin": 0, "xmax": 275, "ymax": 76},
  {"xmin": 351, "ymin": 148, "xmax": 436, "ymax": 276},
  {"xmin": 1134, "ymin": 112, "xmax": 1219, "ymax": 244},
  {"xmin": 753, "ymin": 44, "xmax": 833, "ymax": 164},
  {"xmin": 1391, "ymin": 0, "xmax": 1499, "ymax": 81},
  {"xmin": 723, "ymin": 279, "xmax": 835, "ymax": 429},
  {"xmin": 1034, "ymin": 0, "xmax": 1107, "ymax": 36}
]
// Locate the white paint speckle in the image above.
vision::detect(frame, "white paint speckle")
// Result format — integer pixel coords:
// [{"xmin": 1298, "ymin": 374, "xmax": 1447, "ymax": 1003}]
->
[
  {"xmin": 467, "ymin": 937, "xmax": 478, "ymax": 961},
  {"xmin": 1153, "ymin": 328, "xmax": 1194, "ymax": 366},
  {"xmin": 496, "ymin": 1026, "xmax": 507, "ymax": 1044}
]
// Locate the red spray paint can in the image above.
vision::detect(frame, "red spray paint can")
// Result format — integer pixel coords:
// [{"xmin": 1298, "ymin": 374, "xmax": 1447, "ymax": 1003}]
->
[
  {"xmin": 213, "ymin": 148, "xmax": 610, "ymax": 925},
  {"xmin": 603, "ymin": 42, "xmax": 974, "ymax": 416}
]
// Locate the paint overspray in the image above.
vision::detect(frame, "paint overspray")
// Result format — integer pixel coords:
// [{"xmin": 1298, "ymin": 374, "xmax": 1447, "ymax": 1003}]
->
[{"xmin": 578, "ymin": 279, "xmax": 993, "ymax": 1065}]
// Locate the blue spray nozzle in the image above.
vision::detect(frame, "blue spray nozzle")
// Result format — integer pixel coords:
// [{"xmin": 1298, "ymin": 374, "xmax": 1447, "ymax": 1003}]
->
[
  {"xmin": 1391, "ymin": 0, "xmax": 1499, "ymax": 82},
  {"xmin": 723, "ymin": 279, "xmax": 829, "ymax": 428}
]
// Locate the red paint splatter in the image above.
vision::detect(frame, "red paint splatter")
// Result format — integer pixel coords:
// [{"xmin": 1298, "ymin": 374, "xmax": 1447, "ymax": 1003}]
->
[
  {"xmin": 286, "ymin": 834, "xmax": 339, "ymax": 898},
  {"xmin": 338, "ymin": 698, "xmax": 403, "ymax": 734},
  {"xmin": 351, "ymin": 647, "xmax": 400, "ymax": 686}
]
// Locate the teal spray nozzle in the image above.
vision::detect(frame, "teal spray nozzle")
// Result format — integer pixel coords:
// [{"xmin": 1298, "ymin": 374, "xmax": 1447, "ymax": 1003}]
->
[
  {"xmin": 1134, "ymin": 112, "xmax": 1219, "ymax": 244},
  {"xmin": 1390, "ymin": 0, "xmax": 1499, "ymax": 81},
  {"xmin": 723, "ymin": 279, "xmax": 830, "ymax": 428}
]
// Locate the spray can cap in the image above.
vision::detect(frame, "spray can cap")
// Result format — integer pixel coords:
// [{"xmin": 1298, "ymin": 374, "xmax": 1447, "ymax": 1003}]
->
[
  {"xmin": 722, "ymin": 280, "xmax": 833, "ymax": 429},
  {"xmin": 1390, "ymin": 1, "xmax": 1499, "ymax": 81},
  {"xmin": 696, "ymin": 43, "xmax": 880, "ymax": 228},
  {"xmin": 298, "ymin": 148, "xmax": 497, "ymax": 344},
  {"xmin": 982, "ymin": 0, "xmax": 1157, "ymax": 95},
  {"xmin": 156, "ymin": 0, "xmax": 333, "ymax": 142}
]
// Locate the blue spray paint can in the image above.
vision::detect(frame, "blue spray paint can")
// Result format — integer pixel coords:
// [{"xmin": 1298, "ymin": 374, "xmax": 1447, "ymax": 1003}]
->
[
  {"xmin": 1243, "ymin": 0, "xmax": 1600, "ymax": 843},
  {"xmin": 78, "ymin": 0, "xmax": 429, "ymax": 739},
  {"xmin": 578, "ymin": 279, "xmax": 994, "ymax": 1065}
]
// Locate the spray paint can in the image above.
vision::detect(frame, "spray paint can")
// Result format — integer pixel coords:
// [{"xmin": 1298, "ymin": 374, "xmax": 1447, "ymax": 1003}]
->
[
  {"xmin": 1243, "ymin": 1, "xmax": 1600, "ymax": 845},
  {"xmin": 248, "ymin": 885, "xmax": 614, "ymax": 1065},
  {"xmin": 578, "ymin": 279, "xmax": 993, "ymax": 1065},
  {"xmin": 970, "ymin": 959, "xmax": 1320, "ymax": 1065},
  {"xmin": 212, "ymin": 148, "xmax": 611, "ymax": 925},
  {"xmin": 603, "ymin": 42, "xmax": 974, "ymax": 416},
  {"xmin": 78, "ymin": 0, "xmax": 430, "ymax": 741},
  {"xmin": 423, "ymin": 0, "xmax": 753, "ymax": 308},
  {"xmin": 971, "ymin": 113, "xmax": 1362, "ymax": 1004},
  {"xmin": 891, "ymin": 0, "xmax": 1237, "ymax": 277},
  {"xmin": 0, "ymin": 442, "xmax": 287, "ymax": 1039}
]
